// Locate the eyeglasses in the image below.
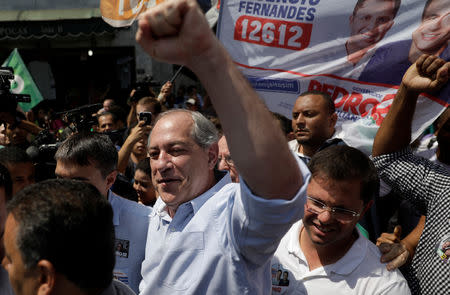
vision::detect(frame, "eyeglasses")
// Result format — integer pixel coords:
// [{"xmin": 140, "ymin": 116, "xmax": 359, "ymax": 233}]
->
[
  {"xmin": 218, "ymin": 155, "xmax": 234, "ymax": 167},
  {"xmin": 306, "ymin": 196, "xmax": 361, "ymax": 222}
]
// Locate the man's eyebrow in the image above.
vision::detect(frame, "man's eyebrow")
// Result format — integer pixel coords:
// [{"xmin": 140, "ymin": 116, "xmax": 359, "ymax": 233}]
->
[{"xmin": 150, "ymin": 141, "xmax": 192, "ymax": 150}]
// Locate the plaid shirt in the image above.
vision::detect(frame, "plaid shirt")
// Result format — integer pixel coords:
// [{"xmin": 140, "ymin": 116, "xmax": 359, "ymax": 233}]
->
[{"xmin": 373, "ymin": 148, "xmax": 450, "ymax": 295}]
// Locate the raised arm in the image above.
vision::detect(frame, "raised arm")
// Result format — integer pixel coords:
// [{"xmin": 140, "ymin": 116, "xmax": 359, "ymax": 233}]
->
[
  {"xmin": 136, "ymin": 0, "xmax": 302, "ymax": 199},
  {"xmin": 372, "ymin": 55, "xmax": 449, "ymax": 157}
]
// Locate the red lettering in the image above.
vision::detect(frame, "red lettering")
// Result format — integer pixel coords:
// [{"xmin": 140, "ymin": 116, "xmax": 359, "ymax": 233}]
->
[
  {"xmin": 272, "ymin": 286, "xmax": 282, "ymax": 293},
  {"xmin": 343, "ymin": 92, "xmax": 363, "ymax": 115},
  {"xmin": 359, "ymin": 98, "xmax": 379, "ymax": 117},
  {"xmin": 322, "ymin": 84, "xmax": 334, "ymax": 97},
  {"xmin": 308, "ymin": 80, "xmax": 322, "ymax": 92},
  {"xmin": 332, "ymin": 86, "xmax": 349, "ymax": 108},
  {"xmin": 370, "ymin": 94, "xmax": 395, "ymax": 125}
]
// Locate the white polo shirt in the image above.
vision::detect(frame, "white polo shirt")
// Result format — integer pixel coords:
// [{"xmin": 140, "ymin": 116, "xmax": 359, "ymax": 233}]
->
[{"xmin": 270, "ymin": 220, "xmax": 411, "ymax": 295}]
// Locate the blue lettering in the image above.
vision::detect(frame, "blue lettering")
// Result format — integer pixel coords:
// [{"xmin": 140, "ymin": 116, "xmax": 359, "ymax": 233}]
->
[
  {"xmin": 295, "ymin": 6, "xmax": 306, "ymax": 20},
  {"xmin": 253, "ymin": 2, "xmax": 261, "ymax": 14},
  {"xmin": 269, "ymin": 5, "xmax": 278, "ymax": 17},
  {"xmin": 261, "ymin": 3, "xmax": 271, "ymax": 15},
  {"xmin": 287, "ymin": 6, "xmax": 296, "ymax": 18},
  {"xmin": 245, "ymin": 2, "xmax": 254, "ymax": 13},
  {"xmin": 238, "ymin": 1, "xmax": 246, "ymax": 12},
  {"xmin": 309, "ymin": 0, "xmax": 320, "ymax": 5},
  {"xmin": 277, "ymin": 5, "xmax": 288, "ymax": 18},
  {"xmin": 306, "ymin": 7, "xmax": 315, "ymax": 21}
]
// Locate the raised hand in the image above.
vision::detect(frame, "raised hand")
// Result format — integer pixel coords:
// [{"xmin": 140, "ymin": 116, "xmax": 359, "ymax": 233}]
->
[
  {"xmin": 136, "ymin": 0, "xmax": 218, "ymax": 69},
  {"xmin": 402, "ymin": 54, "xmax": 449, "ymax": 94}
]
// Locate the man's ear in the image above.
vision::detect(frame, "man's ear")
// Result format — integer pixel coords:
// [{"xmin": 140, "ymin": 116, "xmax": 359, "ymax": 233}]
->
[
  {"xmin": 106, "ymin": 170, "xmax": 118, "ymax": 190},
  {"xmin": 359, "ymin": 199, "xmax": 374, "ymax": 220},
  {"xmin": 207, "ymin": 143, "xmax": 219, "ymax": 170},
  {"xmin": 330, "ymin": 112, "xmax": 338, "ymax": 128},
  {"xmin": 36, "ymin": 260, "xmax": 55, "ymax": 295}
]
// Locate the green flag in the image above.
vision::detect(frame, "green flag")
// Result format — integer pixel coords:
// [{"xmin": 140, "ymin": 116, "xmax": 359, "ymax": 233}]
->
[{"xmin": 2, "ymin": 48, "xmax": 43, "ymax": 112}]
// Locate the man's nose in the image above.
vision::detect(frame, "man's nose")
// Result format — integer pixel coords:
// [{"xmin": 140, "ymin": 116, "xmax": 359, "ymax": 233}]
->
[
  {"xmin": 295, "ymin": 114, "xmax": 305, "ymax": 125},
  {"xmin": 218, "ymin": 158, "xmax": 230, "ymax": 171},
  {"xmin": 153, "ymin": 151, "xmax": 173, "ymax": 172},
  {"xmin": 317, "ymin": 209, "xmax": 334, "ymax": 224}
]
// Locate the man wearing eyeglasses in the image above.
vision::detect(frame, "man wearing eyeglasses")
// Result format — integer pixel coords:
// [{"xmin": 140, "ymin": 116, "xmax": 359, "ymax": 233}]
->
[
  {"xmin": 270, "ymin": 145, "xmax": 410, "ymax": 294},
  {"xmin": 217, "ymin": 135, "xmax": 239, "ymax": 183}
]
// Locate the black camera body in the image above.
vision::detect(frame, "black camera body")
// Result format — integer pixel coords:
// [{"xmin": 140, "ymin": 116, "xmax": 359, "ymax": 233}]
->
[
  {"xmin": 0, "ymin": 67, "xmax": 31, "ymax": 104},
  {"xmin": 139, "ymin": 112, "xmax": 152, "ymax": 125}
]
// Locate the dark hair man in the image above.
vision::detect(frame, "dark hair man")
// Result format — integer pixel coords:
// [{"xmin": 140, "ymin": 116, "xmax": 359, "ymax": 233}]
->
[
  {"xmin": 346, "ymin": 0, "xmax": 401, "ymax": 65},
  {"xmin": 54, "ymin": 133, "xmax": 150, "ymax": 293},
  {"xmin": 0, "ymin": 163, "xmax": 13, "ymax": 295},
  {"xmin": 271, "ymin": 145, "xmax": 410, "ymax": 294},
  {"xmin": 0, "ymin": 146, "xmax": 35, "ymax": 195},
  {"xmin": 372, "ymin": 55, "xmax": 449, "ymax": 294},
  {"xmin": 2, "ymin": 179, "xmax": 135, "ymax": 295},
  {"xmin": 136, "ymin": 0, "xmax": 308, "ymax": 293},
  {"xmin": 98, "ymin": 112, "xmax": 120, "ymax": 133},
  {"xmin": 289, "ymin": 91, "xmax": 342, "ymax": 164}
]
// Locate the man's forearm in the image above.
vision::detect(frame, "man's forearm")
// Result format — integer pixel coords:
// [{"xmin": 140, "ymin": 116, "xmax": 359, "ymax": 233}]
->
[
  {"xmin": 191, "ymin": 45, "xmax": 302, "ymax": 200},
  {"xmin": 117, "ymin": 139, "xmax": 135, "ymax": 173}
]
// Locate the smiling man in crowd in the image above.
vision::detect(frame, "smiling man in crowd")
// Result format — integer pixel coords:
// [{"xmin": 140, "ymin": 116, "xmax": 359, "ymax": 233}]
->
[
  {"xmin": 346, "ymin": 0, "xmax": 401, "ymax": 66},
  {"xmin": 271, "ymin": 145, "xmax": 410, "ymax": 294},
  {"xmin": 136, "ymin": 0, "xmax": 309, "ymax": 293}
]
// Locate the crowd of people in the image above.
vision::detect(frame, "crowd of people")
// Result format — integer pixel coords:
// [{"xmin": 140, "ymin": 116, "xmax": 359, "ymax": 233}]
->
[{"xmin": 0, "ymin": 0, "xmax": 448, "ymax": 294}]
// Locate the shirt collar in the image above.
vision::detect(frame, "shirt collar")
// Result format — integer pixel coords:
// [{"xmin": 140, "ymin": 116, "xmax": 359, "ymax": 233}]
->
[
  {"xmin": 325, "ymin": 228, "xmax": 368, "ymax": 275},
  {"xmin": 150, "ymin": 170, "xmax": 231, "ymax": 217},
  {"xmin": 191, "ymin": 170, "xmax": 230, "ymax": 214},
  {"xmin": 286, "ymin": 220, "xmax": 305, "ymax": 259},
  {"xmin": 286, "ymin": 220, "xmax": 368, "ymax": 275},
  {"xmin": 108, "ymin": 190, "xmax": 120, "ymax": 226}
]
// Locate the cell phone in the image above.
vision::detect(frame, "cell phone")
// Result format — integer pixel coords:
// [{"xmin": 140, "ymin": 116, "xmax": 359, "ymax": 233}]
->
[{"xmin": 139, "ymin": 112, "xmax": 152, "ymax": 125}]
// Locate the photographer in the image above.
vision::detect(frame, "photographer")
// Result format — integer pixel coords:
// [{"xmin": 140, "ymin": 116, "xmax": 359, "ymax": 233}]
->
[
  {"xmin": 0, "ymin": 67, "xmax": 43, "ymax": 150},
  {"xmin": 117, "ymin": 117, "xmax": 152, "ymax": 181},
  {"xmin": 118, "ymin": 97, "xmax": 162, "ymax": 180}
]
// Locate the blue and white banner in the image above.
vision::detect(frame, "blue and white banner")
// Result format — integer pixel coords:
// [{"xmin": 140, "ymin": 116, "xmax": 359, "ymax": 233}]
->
[{"xmin": 217, "ymin": 0, "xmax": 449, "ymax": 153}]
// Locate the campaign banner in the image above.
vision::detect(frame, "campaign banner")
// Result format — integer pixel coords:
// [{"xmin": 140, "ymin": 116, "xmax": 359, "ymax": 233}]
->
[
  {"xmin": 100, "ymin": 0, "xmax": 164, "ymax": 27},
  {"xmin": 2, "ymin": 49, "xmax": 43, "ymax": 112},
  {"xmin": 217, "ymin": 0, "xmax": 449, "ymax": 153},
  {"xmin": 101, "ymin": 0, "xmax": 220, "ymax": 27}
]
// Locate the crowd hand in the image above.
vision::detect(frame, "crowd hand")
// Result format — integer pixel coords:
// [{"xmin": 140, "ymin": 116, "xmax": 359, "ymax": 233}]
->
[
  {"xmin": 158, "ymin": 81, "xmax": 173, "ymax": 102},
  {"xmin": 402, "ymin": 54, "xmax": 449, "ymax": 94},
  {"xmin": 127, "ymin": 121, "xmax": 152, "ymax": 144},
  {"xmin": 376, "ymin": 225, "xmax": 410, "ymax": 271},
  {"xmin": 136, "ymin": 0, "xmax": 219, "ymax": 70},
  {"xmin": 25, "ymin": 111, "xmax": 34, "ymax": 122}
]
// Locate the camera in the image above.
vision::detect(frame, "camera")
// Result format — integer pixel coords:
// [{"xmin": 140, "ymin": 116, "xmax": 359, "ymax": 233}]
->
[
  {"xmin": 0, "ymin": 67, "xmax": 31, "ymax": 103},
  {"xmin": 139, "ymin": 112, "xmax": 152, "ymax": 125}
]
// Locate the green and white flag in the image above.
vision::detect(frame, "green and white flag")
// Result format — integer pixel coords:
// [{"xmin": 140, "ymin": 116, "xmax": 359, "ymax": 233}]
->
[{"xmin": 2, "ymin": 48, "xmax": 43, "ymax": 112}]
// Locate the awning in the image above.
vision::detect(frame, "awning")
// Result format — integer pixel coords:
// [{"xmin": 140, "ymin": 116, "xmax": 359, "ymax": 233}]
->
[
  {"xmin": 0, "ymin": 18, "xmax": 122, "ymax": 40},
  {"xmin": 0, "ymin": 8, "xmax": 102, "ymax": 21}
]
